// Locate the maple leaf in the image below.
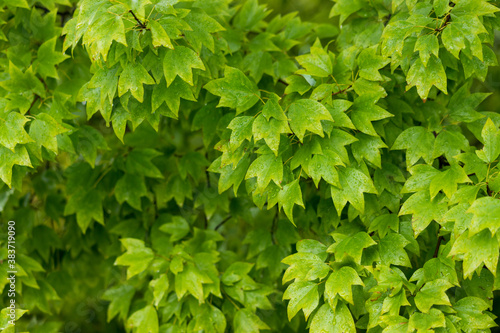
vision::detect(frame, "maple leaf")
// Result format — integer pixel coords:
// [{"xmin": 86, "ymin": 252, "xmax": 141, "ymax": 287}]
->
[
  {"xmin": 392, "ymin": 126, "xmax": 435, "ymax": 167},
  {"xmin": 35, "ymin": 37, "xmax": 69, "ymax": 79},
  {"xmin": 287, "ymin": 99, "xmax": 333, "ymax": 142},
  {"xmin": 449, "ymin": 229, "xmax": 499, "ymax": 279},
  {"xmin": 414, "ymin": 279, "xmax": 452, "ymax": 313},
  {"xmin": 379, "ymin": 233, "xmax": 411, "ymax": 267},
  {"xmin": 245, "ymin": 153, "xmax": 283, "ymax": 193},
  {"xmin": 127, "ymin": 305, "xmax": 159, "ymax": 333},
  {"xmin": 278, "ymin": 180, "xmax": 305, "ymax": 225},
  {"xmin": 399, "ymin": 191, "xmax": 447, "ymax": 237},
  {"xmin": 0, "ymin": 145, "xmax": 32, "ymax": 188},
  {"xmin": 350, "ymin": 93, "xmax": 393, "ymax": 136},
  {"xmin": 296, "ymin": 39, "xmax": 333, "ymax": 77},
  {"xmin": 325, "ymin": 266, "xmax": 364, "ymax": 305},
  {"xmin": 467, "ymin": 197, "xmax": 500, "ymax": 236},
  {"xmin": 476, "ymin": 118, "xmax": 500, "ymax": 163},
  {"xmin": 152, "ymin": 77, "xmax": 196, "ymax": 118},
  {"xmin": 149, "ymin": 19, "xmax": 173, "ymax": 49},
  {"xmin": 163, "ymin": 46, "xmax": 205, "ymax": 86},
  {"xmin": 64, "ymin": 189, "xmax": 104, "ymax": 233},
  {"xmin": 204, "ymin": 66, "xmax": 261, "ymax": 114},
  {"xmin": 283, "ymin": 281, "xmax": 319, "ymax": 320},
  {"xmin": 406, "ymin": 56, "xmax": 447, "ymax": 100},
  {"xmin": 414, "ymin": 34, "xmax": 439, "ymax": 67},
  {"xmin": 0, "ymin": 112, "xmax": 33, "ymax": 152},
  {"xmin": 118, "ymin": 62, "xmax": 155, "ymax": 103},
  {"xmin": 357, "ymin": 45, "xmax": 390, "ymax": 81},
  {"xmin": 183, "ymin": 9, "xmax": 225, "ymax": 53},
  {"xmin": 429, "ymin": 164, "xmax": 471, "ymax": 199},
  {"xmin": 28, "ymin": 113, "xmax": 68, "ymax": 157},
  {"xmin": 333, "ymin": 232, "xmax": 377, "ymax": 264},
  {"xmin": 330, "ymin": 166, "xmax": 378, "ymax": 214}
]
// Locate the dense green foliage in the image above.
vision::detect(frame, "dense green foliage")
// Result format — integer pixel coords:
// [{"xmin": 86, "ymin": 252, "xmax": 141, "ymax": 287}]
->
[{"xmin": 1, "ymin": 0, "xmax": 500, "ymax": 332}]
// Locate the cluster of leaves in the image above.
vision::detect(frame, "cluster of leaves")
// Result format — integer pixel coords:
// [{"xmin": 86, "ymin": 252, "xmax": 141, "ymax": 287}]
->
[{"xmin": 1, "ymin": 0, "xmax": 500, "ymax": 332}]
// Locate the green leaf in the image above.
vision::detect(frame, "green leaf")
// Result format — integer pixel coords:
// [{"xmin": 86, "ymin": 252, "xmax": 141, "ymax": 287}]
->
[
  {"xmin": 127, "ymin": 305, "xmax": 159, "ymax": 333},
  {"xmin": 102, "ymin": 285, "xmax": 135, "ymax": 322},
  {"xmin": 85, "ymin": 13, "xmax": 127, "ymax": 61},
  {"xmin": 183, "ymin": 9, "xmax": 225, "ymax": 53},
  {"xmin": 392, "ymin": 126, "xmax": 435, "ymax": 167},
  {"xmin": 357, "ymin": 45, "xmax": 390, "ymax": 81},
  {"xmin": 0, "ymin": 112, "xmax": 33, "ymax": 152},
  {"xmin": 209, "ymin": 155, "xmax": 250, "ymax": 195},
  {"xmin": 149, "ymin": 19, "xmax": 173, "ymax": 49},
  {"xmin": 152, "ymin": 76, "xmax": 196, "ymax": 118},
  {"xmin": 174, "ymin": 262, "xmax": 213, "ymax": 301},
  {"xmin": 429, "ymin": 164, "xmax": 471, "ymax": 199},
  {"xmin": 283, "ymin": 281, "xmax": 319, "ymax": 320},
  {"xmin": 379, "ymin": 233, "xmax": 411, "ymax": 267},
  {"xmin": 476, "ymin": 118, "xmax": 500, "ymax": 163},
  {"xmin": 245, "ymin": 154, "xmax": 283, "ymax": 193},
  {"xmin": 159, "ymin": 216, "xmax": 190, "ymax": 242},
  {"xmin": 368, "ymin": 214, "xmax": 399, "ymax": 238},
  {"xmin": 115, "ymin": 174, "xmax": 148, "ymax": 211},
  {"xmin": 288, "ymin": 99, "xmax": 333, "ymax": 142},
  {"xmin": 448, "ymin": 84, "xmax": 489, "ymax": 123},
  {"xmin": 399, "ymin": 191, "xmax": 447, "ymax": 237},
  {"xmin": 125, "ymin": 149, "xmax": 163, "ymax": 179},
  {"xmin": 29, "ymin": 113, "xmax": 68, "ymax": 157},
  {"xmin": 243, "ymin": 51, "xmax": 274, "ymax": 82},
  {"xmin": 454, "ymin": 297, "xmax": 497, "ymax": 331},
  {"xmin": 467, "ymin": 197, "xmax": 500, "ymax": 236},
  {"xmin": 253, "ymin": 114, "xmax": 291, "ymax": 155},
  {"xmin": 118, "ymin": 62, "xmax": 155, "ymax": 103},
  {"xmin": 228, "ymin": 116, "xmax": 254, "ymax": 152},
  {"xmin": 352, "ymin": 133, "xmax": 387, "ymax": 168},
  {"xmin": 282, "ymin": 252, "xmax": 329, "ymax": 283},
  {"xmin": 325, "ymin": 266, "xmax": 364, "ymax": 305},
  {"xmin": 204, "ymin": 66, "xmax": 261, "ymax": 114},
  {"xmin": 296, "ymin": 39, "xmax": 333, "ymax": 77},
  {"xmin": 284, "ymin": 75, "xmax": 312, "ymax": 95},
  {"xmin": 115, "ymin": 238, "xmax": 154, "ymax": 279},
  {"xmin": 330, "ymin": 0, "xmax": 364, "ymax": 24},
  {"xmin": 406, "ymin": 56, "xmax": 447, "ymax": 100},
  {"xmin": 434, "ymin": 0, "xmax": 449, "ymax": 17},
  {"xmin": 233, "ymin": 309, "xmax": 270, "ymax": 333},
  {"xmin": 449, "ymin": 229, "xmax": 499, "ymax": 278},
  {"xmin": 414, "ymin": 279, "xmax": 452, "ymax": 313},
  {"xmin": 308, "ymin": 150, "xmax": 343, "ymax": 188},
  {"xmin": 432, "ymin": 130, "xmax": 469, "ymax": 161},
  {"xmin": 64, "ymin": 189, "xmax": 104, "ymax": 233},
  {"xmin": 278, "ymin": 179, "xmax": 305, "ymax": 224},
  {"xmin": 0, "ymin": 145, "xmax": 32, "ymax": 188},
  {"xmin": 408, "ymin": 309, "xmax": 445, "ymax": 332},
  {"xmin": 442, "ymin": 23, "xmax": 466, "ymax": 59},
  {"xmin": 163, "ymin": 46, "xmax": 205, "ymax": 86},
  {"xmin": 350, "ymin": 94, "xmax": 393, "ymax": 136},
  {"xmin": 333, "ymin": 232, "xmax": 377, "ymax": 264},
  {"xmin": 35, "ymin": 37, "xmax": 69, "ymax": 79},
  {"xmin": 150, "ymin": 274, "xmax": 169, "ymax": 307},
  {"xmin": 330, "ymin": 167, "xmax": 377, "ymax": 214},
  {"xmin": 310, "ymin": 302, "xmax": 356, "ymax": 333},
  {"xmin": 421, "ymin": 257, "xmax": 459, "ymax": 286},
  {"xmin": 414, "ymin": 34, "xmax": 439, "ymax": 67}
]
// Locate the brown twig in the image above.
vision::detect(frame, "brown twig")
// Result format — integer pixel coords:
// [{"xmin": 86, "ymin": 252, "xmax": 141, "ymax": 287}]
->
[
  {"xmin": 333, "ymin": 85, "xmax": 352, "ymax": 95},
  {"xmin": 129, "ymin": 10, "xmax": 147, "ymax": 29}
]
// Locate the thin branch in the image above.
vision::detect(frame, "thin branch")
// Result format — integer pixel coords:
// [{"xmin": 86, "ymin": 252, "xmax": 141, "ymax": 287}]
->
[
  {"xmin": 129, "ymin": 10, "xmax": 147, "ymax": 29},
  {"xmin": 215, "ymin": 215, "xmax": 232, "ymax": 231},
  {"xmin": 433, "ymin": 235, "xmax": 443, "ymax": 258},
  {"xmin": 332, "ymin": 85, "xmax": 352, "ymax": 96}
]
